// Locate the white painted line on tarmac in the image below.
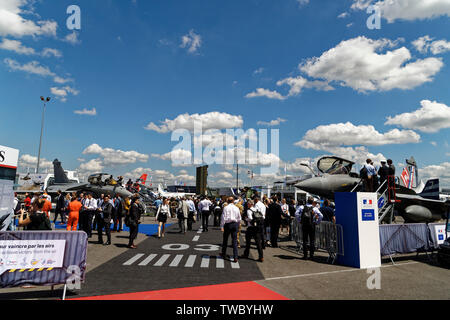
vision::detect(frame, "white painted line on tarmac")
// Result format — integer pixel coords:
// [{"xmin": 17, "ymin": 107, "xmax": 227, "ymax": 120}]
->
[
  {"xmin": 138, "ymin": 254, "xmax": 157, "ymax": 266},
  {"xmin": 169, "ymin": 255, "xmax": 184, "ymax": 267},
  {"xmin": 231, "ymin": 260, "xmax": 240, "ymax": 269},
  {"xmin": 262, "ymin": 261, "xmax": 419, "ymax": 282},
  {"xmin": 154, "ymin": 254, "xmax": 171, "ymax": 267},
  {"xmin": 185, "ymin": 255, "xmax": 197, "ymax": 268},
  {"xmin": 200, "ymin": 255, "xmax": 210, "ymax": 268},
  {"xmin": 216, "ymin": 256, "xmax": 225, "ymax": 269},
  {"xmin": 123, "ymin": 254, "xmax": 145, "ymax": 266},
  {"xmin": 192, "ymin": 235, "xmax": 200, "ymax": 242}
]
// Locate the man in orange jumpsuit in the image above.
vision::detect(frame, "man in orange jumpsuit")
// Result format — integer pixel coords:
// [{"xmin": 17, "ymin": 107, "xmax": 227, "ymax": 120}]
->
[{"xmin": 67, "ymin": 196, "xmax": 82, "ymax": 231}]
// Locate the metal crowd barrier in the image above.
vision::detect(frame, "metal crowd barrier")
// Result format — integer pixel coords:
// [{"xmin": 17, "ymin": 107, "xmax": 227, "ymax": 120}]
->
[
  {"xmin": 0, "ymin": 231, "xmax": 88, "ymax": 299},
  {"xmin": 291, "ymin": 220, "xmax": 344, "ymax": 264}
]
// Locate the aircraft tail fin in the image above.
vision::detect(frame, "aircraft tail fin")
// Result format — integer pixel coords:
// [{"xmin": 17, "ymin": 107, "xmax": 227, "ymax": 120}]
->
[
  {"xmin": 400, "ymin": 157, "xmax": 419, "ymax": 189},
  {"xmin": 138, "ymin": 174, "xmax": 148, "ymax": 185},
  {"xmin": 53, "ymin": 159, "xmax": 69, "ymax": 184},
  {"xmin": 419, "ymin": 179, "xmax": 440, "ymax": 200}
]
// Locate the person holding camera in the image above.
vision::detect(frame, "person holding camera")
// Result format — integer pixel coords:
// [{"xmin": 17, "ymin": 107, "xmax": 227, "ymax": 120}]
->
[{"xmin": 18, "ymin": 199, "xmax": 52, "ymax": 231}]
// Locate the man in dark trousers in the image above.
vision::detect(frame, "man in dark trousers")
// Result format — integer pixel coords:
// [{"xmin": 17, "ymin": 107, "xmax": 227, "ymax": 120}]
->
[
  {"xmin": 267, "ymin": 196, "xmax": 283, "ymax": 248},
  {"xmin": 113, "ymin": 194, "xmax": 124, "ymax": 232},
  {"xmin": 98, "ymin": 195, "xmax": 113, "ymax": 245},
  {"xmin": 54, "ymin": 190, "xmax": 66, "ymax": 224},
  {"xmin": 242, "ymin": 200, "xmax": 264, "ymax": 262},
  {"xmin": 295, "ymin": 197, "xmax": 323, "ymax": 260}
]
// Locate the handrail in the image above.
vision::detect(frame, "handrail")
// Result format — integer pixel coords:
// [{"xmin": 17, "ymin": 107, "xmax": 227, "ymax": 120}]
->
[
  {"xmin": 376, "ymin": 179, "xmax": 388, "ymax": 194},
  {"xmin": 350, "ymin": 180, "xmax": 363, "ymax": 193}
]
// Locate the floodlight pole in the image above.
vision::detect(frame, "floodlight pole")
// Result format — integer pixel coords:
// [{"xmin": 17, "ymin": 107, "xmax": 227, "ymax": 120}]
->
[{"xmin": 37, "ymin": 97, "xmax": 50, "ymax": 173}]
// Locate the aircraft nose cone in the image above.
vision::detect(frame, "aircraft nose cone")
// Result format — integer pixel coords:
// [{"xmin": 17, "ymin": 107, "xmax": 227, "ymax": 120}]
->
[{"xmin": 296, "ymin": 178, "xmax": 320, "ymax": 193}]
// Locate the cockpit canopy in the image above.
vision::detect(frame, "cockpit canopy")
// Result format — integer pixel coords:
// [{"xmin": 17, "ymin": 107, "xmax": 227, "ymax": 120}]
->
[
  {"xmin": 88, "ymin": 173, "xmax": 115, "ymax": 186},
  {"xmin": 317, "ymin": 157, "xmax": 354, "ymax": 175}
]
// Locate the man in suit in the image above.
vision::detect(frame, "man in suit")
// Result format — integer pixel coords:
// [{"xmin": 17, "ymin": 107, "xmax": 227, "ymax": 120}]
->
[
  {"xmin": 54, "ymin": 190, "xmax": 66, "ymax": 224},
  {"xmin": 97, "ymin": 195, "xmax": 113, "ymax": 245},
  {"xmin": 267, "ymin": 196, "xmax": 283, "ymax": 248},
  {"xmin": 178, "ymin": 197, "xmax": 189, "ymax": 234}
]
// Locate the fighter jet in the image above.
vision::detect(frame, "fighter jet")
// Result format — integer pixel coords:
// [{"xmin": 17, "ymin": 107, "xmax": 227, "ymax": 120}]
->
[
  {"xmin": 46, "ymin": 159, "xmax": 133, "ymax": 199},
  {"xmin": 295, "ymin": 156, "xmax": 448, "ymax": 223},
  {"xmin": 295, "ymin": 156, "xmax": 361, "ymax": 200}
]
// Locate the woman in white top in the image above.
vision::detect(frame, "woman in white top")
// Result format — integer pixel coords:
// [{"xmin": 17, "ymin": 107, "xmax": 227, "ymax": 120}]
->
[{"xmin": 156, "ymin": 198, "xmax": 170, "ymax": 239}]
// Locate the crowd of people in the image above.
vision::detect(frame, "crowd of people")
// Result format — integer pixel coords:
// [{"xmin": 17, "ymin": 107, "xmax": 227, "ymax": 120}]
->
[
  {"xmin": 361, "ymin": 158, "xmax": 396, "ymax": 192},
  {"xmin": 12, "ymin": 188, "xmax": 338, "ymax": 262},
  {"xmin": 14, "ymin": 190, "xmax": 145, "ymax": 249}
]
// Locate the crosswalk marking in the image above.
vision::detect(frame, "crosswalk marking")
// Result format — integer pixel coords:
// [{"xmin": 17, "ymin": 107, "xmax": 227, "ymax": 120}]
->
[
  {"xmin": 138, "ymin": 254, "xmax": 157, "ymax": 266},
  {"xmin": 169, "ymin": 255, "xmax": 184, "ymax": 267},
  {"xmin": 197, "ymin": 228, "xmax": 203, "ymax": 234},
  {"xmin": 200, "ymin": 255, "xmax": 210, "ymax": 268},
  {"xmin": 154, "ymin": 254, "xmax": 171, "ymax": 267},
  {"xmin": 216, "ymin": 256, "xmax": 224, "ymax": 269},
  {"xmin": 123, "ymin": 254, "xmax": 241, "ymax": 269},
  {"xmin": 192, "ymin": 235, "xmax": 200, "ymax": 242},
  {"xmin": 185, "ymin": 255, "xmax": 197, "ymax": 268},
  {"xmin": 124, "ymin": 253, "xmax": 145, "ymax": 266}
]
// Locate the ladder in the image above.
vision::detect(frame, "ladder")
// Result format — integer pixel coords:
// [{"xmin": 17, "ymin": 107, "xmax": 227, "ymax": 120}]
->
[{"xmin": 377, "ymin": 176, "xmax": 401, "ymax": 224}]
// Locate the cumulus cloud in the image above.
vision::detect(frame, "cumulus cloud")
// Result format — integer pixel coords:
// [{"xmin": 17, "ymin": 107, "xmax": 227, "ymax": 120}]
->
[
  {"xmin": 145, "ymin": 112, "xmax": 243, "ymax": 133},
  {"xmin": 421, "ymin": 162, "xmax": 450, "ymax": 187},
  {"xmin": 151, "ymin": 149, "xmax": 193, "ymax": 167},
  {"xmin": 412, "ymin": 35, "xmax": 450, "ymax": 55},
  {"xmin": 82, "ymin": 144, "xmax": 149, "ymax": 166},
  {"xmin": 257, "ymin": 118, "xmax": 287, "ymax": 127},
  {"xmin": 79, "ymin": 158, "xmax": 104, "ymax": 173},
  {"xmin": 18, "ymin": 154, "xmax": 52, "ymax": 171},
  {"xmin": 0, "ymin": 38, "xmax": 35, "ymax": 54},
  {"xmin": 50, "ymin": 86, "xmax": 79, "ymax": 102},
  {"xmin": 299, "ymin": 36, "xmax": 443, "ymax": 92},
  {"xmin": 4, "ymin": 58, "xmax": 55, "ymax": 77},
  {"xmin": 74, "ymin": 108, "xmax": 97, "ymax": 116},
  {"xmin": 0, "ymin": 0, "xmax": 57, "ymax": 38},
  {"xmin": 63, "ymin": 31, "xmax": 81, "ymax": 45},
  {"xmin": 385, "ymin": 100, "xmax": 450, "ymax": 133},
  {"xmin": 245, "ymin": 88, "xmax": 287, "ymax": 100},
  {"xmin": 351, "ymin": 0, "xmax": 450, "ymax": 22},
  {"xmin": 180, "ymin": 29, "xmax": 201, "ymax": 54},
  {"xmin": 295, "ymin": 122, "xmax": 421, "ymax": 151}
]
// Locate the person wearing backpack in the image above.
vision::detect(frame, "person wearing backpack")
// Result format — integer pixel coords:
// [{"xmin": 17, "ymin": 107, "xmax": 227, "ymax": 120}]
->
[
  {"xmin": 242, "ymin": 200, "xmax": 264, "ymax": 262},
  {"xmin": 295, "ymin": 197, "xmax": 323, "ymax": 260}
]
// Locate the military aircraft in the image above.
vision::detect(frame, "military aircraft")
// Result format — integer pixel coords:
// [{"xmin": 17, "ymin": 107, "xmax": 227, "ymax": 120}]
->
[
  {"xmin": 155, "ymin": 184, "xmax": 196, "ymax": 199},
  {"xmin": 46, "ymin": 160, "xmax": 133, "ymax": 199},
  {"xmin": 295, "ymin": 156, "xmax": 448, "ymax": 223}
]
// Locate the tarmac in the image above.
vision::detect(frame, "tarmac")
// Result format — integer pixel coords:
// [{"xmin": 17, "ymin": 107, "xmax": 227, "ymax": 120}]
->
[{"xmin": 0, "ymin": 214, "xmax": 449, "ymax": 300}]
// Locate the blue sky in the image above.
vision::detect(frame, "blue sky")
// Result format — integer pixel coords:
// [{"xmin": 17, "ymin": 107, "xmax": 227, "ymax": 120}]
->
[{"xmin": 1, "ymin": 0, "xmax": 449, "ymax": 187}]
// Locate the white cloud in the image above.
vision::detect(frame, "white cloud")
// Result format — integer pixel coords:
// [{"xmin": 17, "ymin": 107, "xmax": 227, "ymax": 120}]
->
[
  {"xmin": 0, "ymin": 0, "xmax": 57, "ymax": 38},
  {"xmin": 257, "ymin": 118, "xmax": 287, "ymax": 127},
  {"xmin": 0, "ymin": 38, "xmax": 35, "ymax": 54},
  {"xmin": 151, "ymin": 149, "xmax": 193, "ymax": 167},
  {"xmin": 63, "ymin": 31, "xmax": 81, "ymax": 45},
  {"xmin": 385, "ymin": 100, "xmax": 450, "ymax": 133},
  {"xmin": 74, "ymin": 108, "xmax": 97, "ymax": 116},
  {"xmin": 276, "ymin": 76, "xmax": 334, "ymax": 96},
  {"xmin": 180, "ymin": 30, "xmax": 202, "ymax": 54},
  {"xmin": 212, "ymin": 172, "xmax": 234, "ymax": 179},
  {"xmin": 145, "ymin": 112, "xmax": 243, "ymax": 133},
  {"xmin": 82, "ymin": 144, "xmax": 149, "ymax": 166},
  {"xmin": 18, "ymin": 154, "xmax": 52, "ymax": 171},
  {"xmin": 297, "ymin": 0, "xmax": 310, "ymax": 7},
  {"xmin": 4, "ymin": 58, "xmax": 55, "ymax": 77},
  {"xmin": 431, "ymin": 141, "xmax": 437, "ymax": 147},
  {"xmin": 51, "ymin": 86, "xmax": 79, "ymax": 102},
  {"xmin": 421, "ymin": 162, "xmax": 450, "ymax": 187},
  {"xmin": 299, "ymin": 36, "xmax": 443, "ymax": 92},
  {"xmin": 245, "ymin": 88, "xmax": 286, "ymax": 100},
  {"xmin": 338, "ymin": 12, "xmax": 349, "ymax": 18},
  {"xmin": 41, "ymin": 47, "xmax": 62, "ymax": 58},
  {"xmin": 295, "ymin": 122, "xmax": 421, "ymax": 150},
  {"xmin": 412, "ymin": 35, "xmax": 450, "ymax": 55},
  {"xmin": 253, "ymin": 67, "xmax": 264, "ymax": 75},
  {"xmin": 351, "ymin": 0, "xmax": 450, "ymax": 22},
  {"xmin": 53, "ymin": 76, "xmax": 73, "ymax": 84},
  {"xmin": 79, "ymin": 159, "xmax": 104, "ymax": 173}
]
